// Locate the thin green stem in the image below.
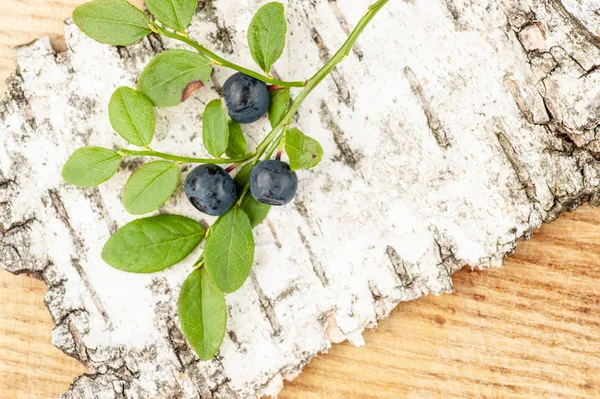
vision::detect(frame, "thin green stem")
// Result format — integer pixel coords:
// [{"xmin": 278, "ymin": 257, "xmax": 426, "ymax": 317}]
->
[
  {"xmin": 276, "ymin": 134, "xmax": 285, "ymax": 160},
  {"xmin": 263, "ymin": 134, "xmax": 284, "ymax": 161},
  {"xmin": 235, "ymin": 184, "xmax": 250, "ymax": 206},
  {"xmin": 193, "ymin": 256, "xmax": 205, "ymax": 269},
  {"xmin": 150, "ymin": 22, "xmax": 306, "ymax": 88},
  {"xmin": 119, "ymin": 148, "xmax": 255, "ymax": 164},
  {"xmin": 253, "ymin": 0, "xmax": 389, "ymax": 160}
]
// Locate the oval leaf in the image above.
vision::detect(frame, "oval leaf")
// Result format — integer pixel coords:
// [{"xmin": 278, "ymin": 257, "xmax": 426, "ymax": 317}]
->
[
  {"xmin": 102, "ymin": 214, "xmax": 205, "ymax": 273},
  {"xmin": 268, "ymin": 88, "xmax": 290, "ymax": 128},
  {"xmin": 138, "ymin": 49, "xmax": 213, "ymax": 107},
  {"xmin": 202, "ymin": 99, "xmax": 229, "ymax": 158},
  {"xmin": 179, "ymin": 268, "xmax": 227, "ymax": 360},
  {"xmin": 73, "ymin": 0, "xmax": 151, "ymax": 45},
  {"xmin": 109, "ymin": 87, "xmax": 155, "ymax": 147},
  {"xmin": 122, "ymin": 161, "xmax": 180, "ymax": 215},
  {"xmin": 284, "ymin": 128, "xmax": 324, "ymax": 170},
  {"xmin": 234, "ymin": 162, "xmax": 253, "ymax": 192},
  {"xmin": 225, "ymin": 121, "xmax": 247, "ymax": 159},
  {"xmin": 248, "ymin": 2, "xmax": 287, "ymax": 73},
  {"xmin": 204, "ymin": 207, "xmax": 254, "ymax": 293},
  {"xmin": 62, "ymin": 146, "xmax": 122, "ymax": 187},
  {"xmin": 146, "ymin": 0, "xmax": 197, "ymax": 31},
  {"xmin": 240, "ymin": 196, "xmax": 270, "ymax": 228},
  {"xmin": 234, "ymin": 164, "xmax": 270, "ymax": 228}
]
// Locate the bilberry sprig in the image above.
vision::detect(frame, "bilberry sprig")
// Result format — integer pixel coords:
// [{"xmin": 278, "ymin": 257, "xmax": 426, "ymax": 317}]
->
[{"xmin": 64, "ymin": 0, "xmax": 389, "ymax": 359}]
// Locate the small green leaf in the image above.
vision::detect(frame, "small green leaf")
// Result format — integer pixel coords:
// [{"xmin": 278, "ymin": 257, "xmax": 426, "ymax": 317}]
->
[
  {"xmin": 269, "ymin": 89, "xmax": 290, "ymax": 128},
  {"xmin": 138, "ymin": 50, "xmax": 213, "ymax": 107},
  {"xmin": 109, "ymin": 87, "xmax": 155, "ymax": 147},
  {"xmin": 73, "ymin": 0, "xmax": 151, "ymax": 45},
  {"xmin": 247, "ymin": 2, "xmax": 287, "ymax": 73},
  {"xmin": 240, "ymin": 196, "xmax": 270, "ymax": 228},
  {"xmin": 122, "ymin": 161, "xmax": 180, "ymax": 215},
  {"xmin": 102, "ymin": 214, "xmax": 205, "ymax": 273},
  {"xmin": 284, "ymin": 128, "xmax": 324, "ymax": 170},
  {"xmin": 234, "ymin": 164, "xmax": 270, "ymax": 227},
  {"xmin": 62, "ymin": 147, "xmax": 122, "ymax": 187},
  {"xmin": 145, "ymin": 0, "xmax": 196, "ymax": 31},
  {"xmin": 225, "ymin": 121, "xmax": 247, "ymax": 159},
  {"xmin": 204, "ymin": 207, "xmax": 254, "ymax": 293},
  {"xmin": 202, "ymin": 99, "xmax": 229, "ymax": 158},
  {"xmin": 234, "ymin": 163, "xmax": 254, "ymax": 189},
  {"xmin": 178, "ymin": 268, "xmax": 227, "ymax": 360}
]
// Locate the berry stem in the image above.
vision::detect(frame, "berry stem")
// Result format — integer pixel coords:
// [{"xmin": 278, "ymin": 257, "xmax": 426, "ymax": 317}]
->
[
  {"xmin": 119, "ymin": 148, "xmax": 255, "ymax": 164},
  {"xmin": 252, "ymin": 0, "xmax": 389, "ymax": 160},
  {"xmin": 193, "ymin": 256, "xmax": 205, "ymax": 270},
  {"xmin": 235, "ymin": 184, "xmax": 250, "ymax": 207},
  {"xmin": 225, "ymin": 163, "xmax": 241, "ymax": 173},
  {"xmin": 263, "ymin": 134, "xmax": 283, "ymax": 161},
  {"xmin": 150, "ymin": 22, "xmax": 306, "ymax": 88},
  {"xmin": 276, "ymin": 135, "xmax": 285, "ymax": 160}
]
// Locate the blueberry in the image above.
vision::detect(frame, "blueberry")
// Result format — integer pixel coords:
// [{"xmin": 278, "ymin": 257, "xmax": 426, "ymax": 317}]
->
[
  {"xmin": 185, "ymin": 164, "xmax": 237, "ymax": 216},
  {"xmin": 250, "ymin": 160, "xmax": 298, "ymax": 206},
  {"xmin": 222, "ymin": 72, "xmax": 270, "ymax": 124}
]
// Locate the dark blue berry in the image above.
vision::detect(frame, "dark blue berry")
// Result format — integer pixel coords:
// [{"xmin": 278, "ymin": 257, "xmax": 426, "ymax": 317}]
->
[
  {"xmin": 185, "ymin": 164, "xmax": 236, "ymax": 216},
  {"xmin": 222, "ymin": 72, "xmax": 270, "ymax": 124},
  {"xmin": 250, "ymin": 160, "xmax": 298, "ymax": 206}
]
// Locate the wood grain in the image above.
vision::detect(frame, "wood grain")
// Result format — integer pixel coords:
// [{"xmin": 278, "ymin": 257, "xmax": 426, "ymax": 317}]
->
[
  {"xmin": 0, "ymin": 2, "xmax": 599, "ymax": 398},
  {"xmin": 0, "ymin": 272, "xmax": 87, "ymax": 399}
]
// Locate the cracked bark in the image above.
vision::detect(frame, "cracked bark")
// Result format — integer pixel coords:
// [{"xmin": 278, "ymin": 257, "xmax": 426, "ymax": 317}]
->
[{"xmin": 2, "ymin": 0, "xmax": 600, "ymax": 398}]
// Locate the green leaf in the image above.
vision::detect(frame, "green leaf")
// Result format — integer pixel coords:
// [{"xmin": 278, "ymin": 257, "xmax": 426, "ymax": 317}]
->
[
  {"xmin": 284, "ymin": 128, "xmax": 324, "ymax": 170},
  {"xmin": 62, "ymin": 147, "xmax": 122, "ymax": 187},
  {"xmin": 122, "ymin": 161, "xmax": 180, "ymax": 215},
  {"xmin": 204, "ymin": 207, "xmax": 254, "ymax": 293},
  {"xmin": 73, "ymin": 0, "xmax": 151, "ymax": 45},
  {"xmin": 109, "ymin": 87, "xmax": 155, "ymax": 147},
  {"xmin": 178, "ymin": 268, "xmax": 227, "ymax": 360},
  {"xmin": 202, "ymin": 99, "xmax": 229, "ymax": 158},
  {"xmin": 247, "ymin": 2, "xmax": 287, "ymax": 73},
  {"xmin": 102, "ymin": 214, "xmax": 205, "ymax": 273},
  {"xmin": 234, "ymin": 162, "xmax": 254, "ymax": 189},
  {"xmin": 234, "ymin": 164, "xmax": 270, "ymax": 228},
  {"xmin": 138, "ymin": 49, "xmax": 213, "ymax": 107},
  {"xmin": 240, "ymin": 196, "xmax": 270, "ymax": 228},
  {"xmin": 145, "ymin": 0, "xmax": 196, "ymax": 31},
  {"xmin": 268, "ymin": 88, "xmax": 290, "ymax": 128},
  {"xmin": 225, "ymin": 121, "xmax": 247, "ymax": 159}
]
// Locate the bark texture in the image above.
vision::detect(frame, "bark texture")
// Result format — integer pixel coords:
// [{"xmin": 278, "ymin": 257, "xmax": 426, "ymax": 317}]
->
[{"xmin": 1, "ymin": 0, "xmax": 600, "ymax": 397}]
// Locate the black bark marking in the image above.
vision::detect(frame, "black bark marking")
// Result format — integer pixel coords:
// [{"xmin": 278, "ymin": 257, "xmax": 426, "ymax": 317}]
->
[
  {"xmin": 297, "ymin": 227, "xmax": 329, "ymax": 286},
  {"xmin": 249, "ymin": 271, "xmax": 282, "ymax": 337},
  {"xmin": 48, "ymin": 189, "xmax": 113, "ymax": 329},
  {"xmin": 310, "ymin": 26, "xmax": 352, "ymax": 106},
  {"xmin": 404, "ymin": 66, "xmax": 451, "ymax": 148},
  {"xmin": 327, "ymin": 0, "xmax": 364, "ymax": 60},
  {"xmin": 319, "ymin": 101, "xmax": 361, "ymax": 168},
  {"xmin": 87, "ymin": 188, "xmax": 118, "ymax": 235},
  {"xmin": 385, "ymin": 245, "xmax": 413, "ymax": 288},
  {"xmin": 495, "ymin": 133, "xmax": 539, "ymax": 203},
  {"xmin": 265, "ymin": 219, "xmax": 283, "ymax": 249}
]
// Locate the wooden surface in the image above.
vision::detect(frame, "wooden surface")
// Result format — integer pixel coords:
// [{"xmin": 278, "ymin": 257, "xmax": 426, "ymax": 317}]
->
[{"xmin": 0, "ymin": 1, "xmax": 599, "ymax": 398}]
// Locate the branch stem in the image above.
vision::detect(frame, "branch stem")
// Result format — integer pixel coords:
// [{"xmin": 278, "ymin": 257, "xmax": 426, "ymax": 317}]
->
[
  {"xmin": 150, "ymin": 22, "xmax": 305, "ymax": 88},
  {"xmin": 119, "ymin": 148, "xmax": 255, "ymax": 164},
  {"xmin": 253, "ymin": 0, "xmax": 389, "ymax": 160}
]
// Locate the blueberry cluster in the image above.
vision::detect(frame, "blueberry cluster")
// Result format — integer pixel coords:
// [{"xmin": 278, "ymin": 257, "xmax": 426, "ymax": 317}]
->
[{"xmin": 185, "ymin": 73, "xmax": 297, "ymax": 216}]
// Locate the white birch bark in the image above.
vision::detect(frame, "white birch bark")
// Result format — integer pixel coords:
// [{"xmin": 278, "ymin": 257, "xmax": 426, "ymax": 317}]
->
[{"xmin": 1, "ymin": 0, "xmax": 600, "ymax": 397}]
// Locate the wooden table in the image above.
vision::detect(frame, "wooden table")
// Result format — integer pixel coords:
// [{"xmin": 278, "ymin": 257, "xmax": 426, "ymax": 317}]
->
[{"xmin": 1, "ymin": 1, "xmax": 599, "ymax": 398}]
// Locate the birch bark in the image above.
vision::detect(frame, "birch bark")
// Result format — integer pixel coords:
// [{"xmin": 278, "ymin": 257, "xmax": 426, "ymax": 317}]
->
[{"xmin": 1, "ymin": 0, "xmax": 599, "ymax": 397}]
